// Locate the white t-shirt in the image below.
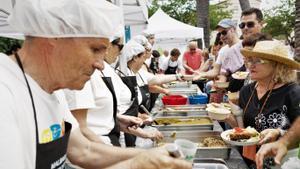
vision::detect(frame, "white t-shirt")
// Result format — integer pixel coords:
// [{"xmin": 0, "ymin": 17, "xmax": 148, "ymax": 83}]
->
[
  {"xmin": 158, "ymin": 55, "xmax": 168, "ymax": 70},
  {"xmin": 161, "ymin": 57, "xmax": 184, "ymax": 71},
  {"xmin": 216, "ymin": 41, "xmax": 244, "ymax": 73},
  {"xmin": 64, "ymin": 62, "xmax": 132, "ymax": 144},
  {"xmin": 0, "ymin": 53, "xmax": 68, "ymax": 169}
]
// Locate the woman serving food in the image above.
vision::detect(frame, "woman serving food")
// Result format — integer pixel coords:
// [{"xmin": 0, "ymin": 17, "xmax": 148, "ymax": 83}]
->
[{"xmin": 222, "ymin": 40, "xmax": 300, "ymax": 168}]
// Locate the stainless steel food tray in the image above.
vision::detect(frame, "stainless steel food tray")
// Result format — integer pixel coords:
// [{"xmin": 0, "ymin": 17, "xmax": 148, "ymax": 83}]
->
[
  {"xmin": 156, "ymin": 131, "xmax": 231, "ymax": 159},
  {"xmin": 154, "ymin": 111, "xmax": 208, "ymax": 117},
  {"xmin": 166, "ymin": 82, "xmax": 192, "ymax": 88},
  {"xmin": 153, "ymin": 116, "xmax": 213, "ymax": 131},
  {"xmin": 163, "ymin": 104, "xmax": 207, "ymax": 114},
  {"xmin": 168, "ymin": 86, "xmax": 198, "ymax": 95},
  {"xmin": 193, "ymin": 159, "xmax": 229, "ymax": 169}
]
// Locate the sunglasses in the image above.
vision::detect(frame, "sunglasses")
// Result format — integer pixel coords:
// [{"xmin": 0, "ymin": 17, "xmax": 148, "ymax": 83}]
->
[
  {"xmin": 239, "ymin": 21, "xmax": 256, "ymax": 29},
  {"xmin": 220, "ymin": 29, "xmax": 228, "ymax": 36},
  {"xmin": 244, "ymin": 57, "xmax": 270, "ymax": 67}
]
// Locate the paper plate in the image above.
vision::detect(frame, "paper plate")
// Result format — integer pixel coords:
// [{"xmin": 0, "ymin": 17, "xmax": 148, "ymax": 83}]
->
[
  {"xmin": 232, "ymin": 71, "xmax": 249, "ymax": 80},
  {"xmin": 220, "ymin": 129, "xmax": 260, "ymax": 146}
]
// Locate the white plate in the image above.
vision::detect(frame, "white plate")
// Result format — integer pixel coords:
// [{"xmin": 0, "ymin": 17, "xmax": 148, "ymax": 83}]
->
[
  {"xmin": 232, "ymin": 71, "xmax": 249, "ymax": 80},
  {"xmin": 220, "ymin": 129, "xmax": 260, "ymax": 146}
]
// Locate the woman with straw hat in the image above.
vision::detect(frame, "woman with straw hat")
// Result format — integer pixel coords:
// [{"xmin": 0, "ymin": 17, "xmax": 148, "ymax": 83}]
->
[{"xmin": 224, "ymin": 40, "xmax": 300, "ymax": 168}]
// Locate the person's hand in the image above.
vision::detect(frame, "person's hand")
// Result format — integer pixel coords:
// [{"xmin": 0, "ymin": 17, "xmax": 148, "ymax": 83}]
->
[
  {"xmin": 256, "ymin": 141, "xmax": 288, "ymax": 169},
  {"xmin": 163, "ymin": 88, "xmax": 171, "ymax": 95},
  {"xmin": 127, "ymin": 127, "xmax": 164, "ymax": 141},
  {"xmin": 193, "ymin": 72, "xmax": 205, "ymax": 81},
  {"xmin": 182, "ymin": 75, "xmax": 195, "ymax": 81},
  {"xmin": 216, "ymin": 75, "xmax": 227, "ymax": 83},
  {"xmin": 117, "ymin": 114, "xmax": 143, "ymax": 132},
  {"xmin": 130, "ymin": 148, "xmax": 192, "ymax": 169},
  {"xmin": 258, "ymin": 129, "xmax": 281, "ymax": 145}
]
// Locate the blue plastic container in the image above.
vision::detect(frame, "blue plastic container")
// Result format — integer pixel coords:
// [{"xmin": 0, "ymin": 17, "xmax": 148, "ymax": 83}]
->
[{"xmin": 188, "ymin": 95, "xmax": 208, "ymax": 104}]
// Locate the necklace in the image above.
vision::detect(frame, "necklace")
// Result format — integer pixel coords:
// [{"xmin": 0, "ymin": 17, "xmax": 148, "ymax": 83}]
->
[{"xmin": 243, "ymin": 81, "xmax": 276, "ymax": 131}]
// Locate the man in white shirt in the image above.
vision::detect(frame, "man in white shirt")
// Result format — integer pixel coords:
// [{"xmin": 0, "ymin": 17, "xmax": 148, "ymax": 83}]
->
[{"xmin": 161, "ymin": 48, "xmax": 184, "ymax": 74}]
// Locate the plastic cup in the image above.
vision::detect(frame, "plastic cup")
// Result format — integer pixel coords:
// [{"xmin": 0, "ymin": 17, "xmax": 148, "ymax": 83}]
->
[{"xmin": 174, "ymin": 139, "xmax": 197, "ymax": 161}]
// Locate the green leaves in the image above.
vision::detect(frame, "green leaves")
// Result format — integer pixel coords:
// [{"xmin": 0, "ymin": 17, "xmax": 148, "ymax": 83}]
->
[
  {"xmin": 263, "ymin": 0, "xmax": 295, "ymax": 44},
  {"xmin": 148, "ymin": 0, "xmax": 232, "ymax": 31},
  {"xmin": 0, "ymin": 37, "xmax": 23, "ymax": 54}
]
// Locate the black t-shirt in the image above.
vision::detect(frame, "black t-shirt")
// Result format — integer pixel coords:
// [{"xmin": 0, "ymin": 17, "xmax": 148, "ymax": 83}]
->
[{"xmin": 239, "ymin": 82, "xmax": 300, "ymax": 132}]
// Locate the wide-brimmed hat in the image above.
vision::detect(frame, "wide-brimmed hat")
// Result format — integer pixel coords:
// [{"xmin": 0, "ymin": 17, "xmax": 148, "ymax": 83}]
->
[{"xmin": 241, "ymin": 40, "xmax": 300, "ymax": 70}]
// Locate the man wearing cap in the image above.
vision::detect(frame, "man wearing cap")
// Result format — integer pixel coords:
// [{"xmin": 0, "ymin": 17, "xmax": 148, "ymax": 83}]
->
[
  {"xmin": 194, "ymin": 19, "xmax": 242, "ymax": 92},
  {"xmin": 0, "ymin": 0, "xmax": 191, "ymax": 169}
]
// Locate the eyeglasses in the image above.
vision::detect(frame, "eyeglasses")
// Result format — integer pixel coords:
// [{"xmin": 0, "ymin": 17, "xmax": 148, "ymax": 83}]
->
[
  {"xmin": 190, "ymin": 48, "xmax": 196, "ymax": 51},
  {"xmin": 113, "ymin": 43, "xmax": 124, "ymax": 51},
  {"xmin": 220, "ymin": 30, "xmax": 228, "ymax": 36},
  {"xmin": 244, "ymin": 57, "xmax": 269, "ymax": 67},
  {"xmin": 239, "ymin": 21, "xmax": 256, "ymax": 29},
  {"xmin": 111, "ymin": 38, "xmax": 124, "ymax": 51}
]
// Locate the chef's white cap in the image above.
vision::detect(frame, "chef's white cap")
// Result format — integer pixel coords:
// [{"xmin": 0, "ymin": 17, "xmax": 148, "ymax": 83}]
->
[
  {"xmin": 119, "ymin": 41, "xmax": 145, "ymax": 75},
  {"xmin": 7, "ymin": 0, "xmax": 123, "ymax": 38},
  {"xmin": 131, "ymin": 35, "xmax": 152, "ymax": 50}
]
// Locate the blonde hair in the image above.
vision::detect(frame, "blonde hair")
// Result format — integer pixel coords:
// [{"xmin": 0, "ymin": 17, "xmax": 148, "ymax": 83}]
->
[{"xmin": 272, "ymin": 61, "xmax": 297, "ymax": 84}]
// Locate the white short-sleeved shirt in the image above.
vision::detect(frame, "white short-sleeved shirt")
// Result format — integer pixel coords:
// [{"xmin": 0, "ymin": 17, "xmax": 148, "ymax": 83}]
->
[
  {"xmin": 0, "ymin": 53, "xmax": 68, "ymax": 169},
  {"xmin": 158, "ymin": 56, "xmax": 168, "ymax": 69},
  {"xmin": 216, "ymin": 41, "xmax": 244, "ymax": 73},
  {"xmin": 64, "ymin": 62, "xmax": 132, "ymax": 144},
  {"xmin": 161, "ymin": 57, "xmax": 184, "ymax": 71}
]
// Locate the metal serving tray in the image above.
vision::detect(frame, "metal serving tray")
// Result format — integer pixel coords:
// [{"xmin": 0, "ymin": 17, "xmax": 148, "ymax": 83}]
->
[
  {"xmin": 154, "ymin": 111, "xmax": 208, "ymax": 117},
  {"xmin": 168, "ymin": 85, "xmax": 199, "ymax": 95},
  {"xmin": 156, "ymin": 131, "xmax": 231, "ymax": 159},
  {"xmin": 163, "ymin": 104, "xmax": 207, "ymax": 114},
  {"xmin": 166, "ymin": 81, "xmax": 192, "ymax": 88},
  {"xmin": 193, "ymin": 159, "xmax": 229, "ymax": 169},
  {"xmin": 153, "ymin": 116, "xmax": 214, "ymax": 131}
]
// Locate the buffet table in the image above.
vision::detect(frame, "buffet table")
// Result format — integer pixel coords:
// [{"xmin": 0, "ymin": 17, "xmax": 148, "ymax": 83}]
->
[{"xmin": 151, "ymin": 90, "xmax": 249, "ymax": 169}]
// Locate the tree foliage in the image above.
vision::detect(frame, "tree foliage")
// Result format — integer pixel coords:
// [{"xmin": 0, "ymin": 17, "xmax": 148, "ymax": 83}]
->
[
  {"xmin": 148, "ymin": 0, "xmax": 232, "ymax": 31},
  {"xmin": 263, "ymin": 0, "xmax": 295, "ymax": 43},
  {"xmin": 0, "ymin": 37, "xmax": 23, "ymax": 54}
]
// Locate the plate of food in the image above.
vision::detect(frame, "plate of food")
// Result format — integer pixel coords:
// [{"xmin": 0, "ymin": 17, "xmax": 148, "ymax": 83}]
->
[
  {"xmin": 232, "ymin": 71, "xmax": 249, "ymax": 80},
  {"xmin": 221, "ymin": 127, "xmax": 260, "ymax": 146}
]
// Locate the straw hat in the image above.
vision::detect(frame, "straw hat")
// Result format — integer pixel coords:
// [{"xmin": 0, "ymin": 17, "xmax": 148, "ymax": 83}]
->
[{"xmin": 241, "ymin": 40, "xmax": 300, "ymax": 70}]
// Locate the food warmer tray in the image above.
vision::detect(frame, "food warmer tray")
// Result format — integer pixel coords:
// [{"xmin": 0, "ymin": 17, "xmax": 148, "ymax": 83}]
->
[{"xmin": 156, "ymin": 131, "xmax": 231, "ymax": 159}]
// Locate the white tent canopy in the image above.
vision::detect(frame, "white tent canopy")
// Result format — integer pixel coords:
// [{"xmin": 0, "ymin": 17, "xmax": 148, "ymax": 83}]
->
[
  {"xmin": 146, "ymin": 9, "xmax": 204, "ymax": 44},
  {"xmin": 0, "ymin": 0, "xmax": 24, "ymax": 39}
]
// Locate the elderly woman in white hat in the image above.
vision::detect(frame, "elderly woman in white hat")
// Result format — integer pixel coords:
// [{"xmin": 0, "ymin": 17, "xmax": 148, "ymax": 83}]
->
[
  {"xmin": 0, "ymin": 0, "xmax": 191, "ymax": 169},
  {"xmin": 225, "ymin": 40, "xmax": 300, "ymax": 167},
  {"xmin": 64, "ymin": 35, "xmax": 163, "ymax": 150}
]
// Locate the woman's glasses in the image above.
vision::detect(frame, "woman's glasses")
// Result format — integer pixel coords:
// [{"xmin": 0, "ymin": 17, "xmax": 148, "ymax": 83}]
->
[
  {"xmin": 244, "ymin": 57, "xmax": 269, "ymax": 67},
  {"xmin": 239, "ymin": 21, "xmax": 255, "ymax": 29},
  {"xmin": 111, "ymin": 38, "xmax": 124, "ymax": 51}
]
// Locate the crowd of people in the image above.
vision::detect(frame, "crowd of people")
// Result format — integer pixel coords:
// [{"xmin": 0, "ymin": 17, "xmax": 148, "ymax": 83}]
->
[{"xmin": 0, "ymin": 0, "xmax": 299, "ymax": 169}]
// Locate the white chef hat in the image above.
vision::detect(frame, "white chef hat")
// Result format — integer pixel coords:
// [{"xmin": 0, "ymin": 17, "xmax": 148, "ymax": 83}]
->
[
  {"xmin": 119, "ymin": 41, "xmax": 145, "ymax": 75},
  {"xmin": 131, "ymin": 35, "xmax": 152, "ymax": 50},
  {"xmin": 7, "ymin": 0, "xmax": 123, "ymax": 38},
  {"xmin": 109, "ymin": 24, "xmax": 125, "ymax": 42},
  {"xmin": 142, "ymin": 30, "xmax": 155, "ymax": 38}
]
